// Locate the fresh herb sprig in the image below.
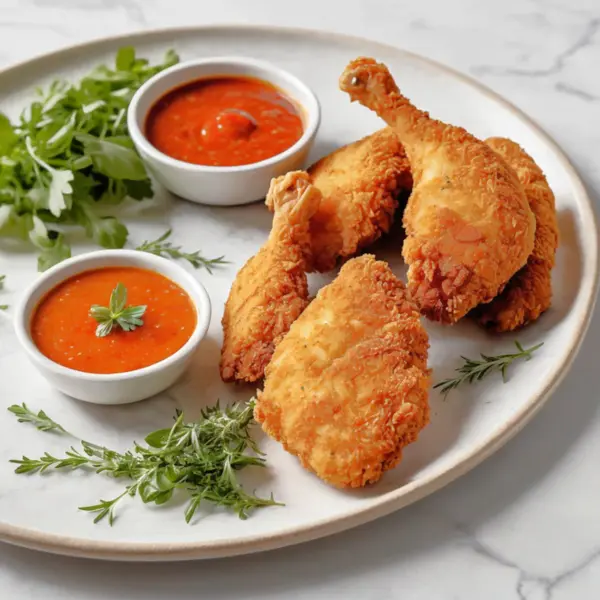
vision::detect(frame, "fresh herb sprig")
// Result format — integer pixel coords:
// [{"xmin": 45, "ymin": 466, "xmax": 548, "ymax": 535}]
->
[
  {"xmin": 136, "ymin": 229, "xmax": 228, "ymax": 274},
  {"xmin": 434, "ymin": 341, "xmax": 544, "ymax": 397},
  {"xmin": 9, "ymin": 400, "xmax": 279, "ymax": 525},
  {"xmin": 0, "ymin": 47, "xmax": 179, "ymax": 271},
  {"xmin": 7, "ymin": 403, "xmax": 66, "ymax": 433},
  {"xmin": 89, "ymin": 282, "xmax": 146, "ymax": 337}
]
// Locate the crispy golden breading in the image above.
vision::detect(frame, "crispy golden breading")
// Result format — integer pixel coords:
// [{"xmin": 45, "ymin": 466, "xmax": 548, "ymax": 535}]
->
[
  {"xmin": 220, "ymin": 172, "xmax": 321, "ymax": 383},
  {"xmin": 255, "ymin": 255, "xmax": 431, "ymax": 488},
  {"xmin": 472, "ymin": 137, "xmax": 559, "ymax": 331},
  {"xmin": 304, "ymin": 128, "xmax": 412, "ymax": 272},
  {"xmin": 339, "ymin": 57, "xmax": 536, "ymax": 323}
]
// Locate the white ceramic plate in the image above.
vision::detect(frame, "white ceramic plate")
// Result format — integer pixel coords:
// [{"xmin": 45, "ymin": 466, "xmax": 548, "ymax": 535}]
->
[{"xmin": 0, "ymin": 26, "xmax": 597, "ymax": 561}]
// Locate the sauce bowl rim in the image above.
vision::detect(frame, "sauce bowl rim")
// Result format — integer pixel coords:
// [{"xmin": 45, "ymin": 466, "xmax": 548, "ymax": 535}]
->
[
  {"xmin": 127, "ymin": 55, "xmax": 321, "ymax": 173},
  {"xmin": 14, "ymin": 249, "xmax": 212, "ymax": 382}
]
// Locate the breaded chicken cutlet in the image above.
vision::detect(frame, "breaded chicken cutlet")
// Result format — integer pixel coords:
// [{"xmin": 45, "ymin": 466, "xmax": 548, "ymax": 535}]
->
[
  {"xmin": 255, "ymin": 255, "xmax": 431, "ymax": 488},
  {"xmin": 220, "ymin": 171, "xmax": 321, "ymax": 383},
  {"xmin": 472, "ymin": 137, "xmax": 559, "ymax": 331},
  {"xmin": 339, "ymin": 57, "xmax": 536, "ymax": 324}
]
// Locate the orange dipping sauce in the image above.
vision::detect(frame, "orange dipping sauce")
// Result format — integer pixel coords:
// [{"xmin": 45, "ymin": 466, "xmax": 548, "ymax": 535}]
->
[
  {"xmin": 145, "ymin": 76, "xmax": 304, "ymax": 167},
  {"xmin": 31, "ymin": 267, "xmax": 197, "ymax": 375}
]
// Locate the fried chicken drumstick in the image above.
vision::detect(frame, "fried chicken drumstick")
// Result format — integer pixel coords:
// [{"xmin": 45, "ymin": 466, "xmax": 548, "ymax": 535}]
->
[
  {"xmin": 472, "ymin": 137, "xmax": 558, "ymax": 331},
  {"xmin": 339, "ymin": 57, "xmax": 536, "ymax": 323},
  {"xmin": 255, "ymin": 255, "xmax": 431, "ymax": 488},
  {"xmin": 220, "ymin": 171, "xmax": 321, "ymax": 383}
]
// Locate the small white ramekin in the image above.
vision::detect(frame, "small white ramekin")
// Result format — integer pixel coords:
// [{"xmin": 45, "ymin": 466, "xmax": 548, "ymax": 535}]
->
[
  {"xmin": 14, "ymin": 250, "xmax": 211, "ymax": 405},
  {"xmin": 127, "ymin": 56, "xmax": 320, "ymax": 206}
]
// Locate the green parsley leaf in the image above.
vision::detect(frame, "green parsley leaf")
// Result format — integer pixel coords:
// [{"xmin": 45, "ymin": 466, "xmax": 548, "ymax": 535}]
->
[
  {"xmin": 28, "ymin": 217, "xmax": 71, "ymax": 272},
  {"xmin": 124, "ymin": 179, "xmax": 153, "ymax": 200},
  {"xmin": 93, "ymin": 217, "xmax": 128, "ymax": 249},
  {"xmin": 76, "ymin": 133, "xmax": 148, "ymax": 181},
  {"xmin": 115, "ymin": 46, "xmax": 136, "ymax": 71},
  {"xmin": 75, "ymin": 202, "xmax": 128, "ymax": 249},
  {"xmin": 37, "ymin": 233, "xmax": 71, "ymax": 272},
  {"xmin": 0, "ymin": 114, "xmax": 18, "ymax": 156}
]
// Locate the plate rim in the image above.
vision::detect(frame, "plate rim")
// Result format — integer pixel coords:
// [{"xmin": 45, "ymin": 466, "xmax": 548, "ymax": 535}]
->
[{"xmin": 0, "ymin": 23, "xmax": 597, "ymax": 561}]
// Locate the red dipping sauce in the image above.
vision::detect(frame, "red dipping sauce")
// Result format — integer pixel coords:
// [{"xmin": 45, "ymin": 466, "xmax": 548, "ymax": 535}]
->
[
  {"xmin": 31, "ymin": 267, "xmax": 197, "ymax": 375},
  {"xmin": 145, "ymin": 76, "xmax": 304, "ymax": 167}
]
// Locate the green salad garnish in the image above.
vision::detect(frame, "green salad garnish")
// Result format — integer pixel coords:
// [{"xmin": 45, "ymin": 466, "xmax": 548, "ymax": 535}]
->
[{"xmin": 0, "ymin": 47, "xmax": 179, "ymax": 271}]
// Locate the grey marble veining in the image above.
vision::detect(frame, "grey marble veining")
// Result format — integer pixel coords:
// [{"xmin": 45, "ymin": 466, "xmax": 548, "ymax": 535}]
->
[
  {"xmin": 471, "ymin": 17, "xmax": 600, "ymax": 78},
  {"xmin": 0, "ymin": 0, "xmax": 599, "ymax": 598}
]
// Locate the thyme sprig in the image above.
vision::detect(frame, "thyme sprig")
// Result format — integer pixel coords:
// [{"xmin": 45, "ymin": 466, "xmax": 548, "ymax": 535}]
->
[{"xmin": 8, "ymin": 400, "xmax": 279, "ymax": 525}]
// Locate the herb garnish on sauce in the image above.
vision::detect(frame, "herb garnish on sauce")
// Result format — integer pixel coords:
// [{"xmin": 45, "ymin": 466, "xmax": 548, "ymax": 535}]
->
[{"xmin": 89, "ymin": 282, "xmax": 146, "ymax": 337}]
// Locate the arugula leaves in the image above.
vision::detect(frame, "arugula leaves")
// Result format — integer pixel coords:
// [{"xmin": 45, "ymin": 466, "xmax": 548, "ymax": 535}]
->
[{"xmin": 0, "ymin": 47, "xmax": 179, "ymax": 271}]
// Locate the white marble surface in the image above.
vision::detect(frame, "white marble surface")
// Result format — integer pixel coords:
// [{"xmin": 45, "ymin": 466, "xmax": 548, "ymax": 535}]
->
[{"xmin": 0, "ymin": 0, "xmax": 599, "ymax": 598}]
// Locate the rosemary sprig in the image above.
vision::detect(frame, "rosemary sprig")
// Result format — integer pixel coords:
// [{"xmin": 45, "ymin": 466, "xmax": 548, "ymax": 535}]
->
[
  {"xmin": 136, "ymin": 229, "xmax": 228, "ymax": 274},
  {"xmin": 8, "ymin": 399, "xmax": 280, "ymax": 525},
  {"xmin": 434, "ymin": 341, "xmax": 544, "ymax": 397},
  {"xmin": 7, "ymin": 403, "xmax": 66, "ymax": 433},
  {"xmin": 89, "ymin": 282, "xmax": 146, "ymax": 337}
]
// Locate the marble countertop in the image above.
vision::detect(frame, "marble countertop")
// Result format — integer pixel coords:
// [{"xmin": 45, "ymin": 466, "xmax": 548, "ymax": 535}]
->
[{"xmin": 1, "ymin": 0, "xmax": 599, "ymax": 598}]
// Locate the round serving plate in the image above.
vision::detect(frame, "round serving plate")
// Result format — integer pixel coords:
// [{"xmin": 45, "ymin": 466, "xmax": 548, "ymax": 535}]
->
[{"xmin": 0, "ymin": 25, "xmax": 597, "ymax": 561}]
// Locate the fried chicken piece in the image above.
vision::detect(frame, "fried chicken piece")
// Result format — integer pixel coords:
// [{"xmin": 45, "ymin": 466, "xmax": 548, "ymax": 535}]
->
[
  {"xmin": 220, "ymin": 171, "xmax": 321, "ymax": 383},
  {"xmin": 471, "ymin": 137, "xmax": 559, "ymax": 331},
  {"xmin": 255, "ymin": 255, "xmax": 431, "ymax": 488},
  {"xmin": 339, "ymin": 57, "xmax": 536, "ymax": 323},
  {"xmin": 305, "ymin": 128, "xmax": 412, "ymax": 272},
  {"xmin": 265, "ymin": 128, "xmax": 411, "ymax": 272}
]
